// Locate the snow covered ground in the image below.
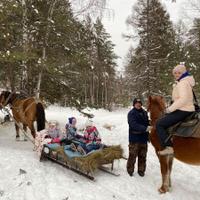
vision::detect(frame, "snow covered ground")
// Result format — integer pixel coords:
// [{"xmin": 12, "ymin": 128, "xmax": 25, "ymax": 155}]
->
[{"xmin": 0, "ymin": 106, "xmax": 200, "ymax": 200}]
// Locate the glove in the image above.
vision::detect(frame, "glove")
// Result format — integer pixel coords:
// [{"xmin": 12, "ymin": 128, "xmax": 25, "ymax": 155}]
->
[
  {"xmin": 165, "ymin": 108, "xmax": 170, "ymax": 114},
  {"xmin": 146, "ymin": 126, "xmax": 153, "ymax": 132}
]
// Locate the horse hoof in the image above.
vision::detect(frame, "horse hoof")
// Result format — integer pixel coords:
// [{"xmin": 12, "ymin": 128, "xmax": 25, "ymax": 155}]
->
[
  {"xmin": 16, "ymin": 137, "xmax": 20, "ymax": 141},
  {"xmin": 158, "ymin": 187, "xmax": 169, "ymax": 194}
]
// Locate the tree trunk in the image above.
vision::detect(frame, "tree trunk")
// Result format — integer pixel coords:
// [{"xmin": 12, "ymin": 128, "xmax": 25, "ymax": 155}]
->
[
  {"xmin": 36, "ymin": 0, "xmax": 57, "ymax": 99},
  {"xmin": 84, "ymin": 78, "xmax": 87, "ymax": 104},
  {"xmin": 104, "ymin": 76, "xmax": 107, "ymax": 108},
  {"xmin": 146, "ymin": 0, "xmax": 151, "ymax": 96},
  {"xmin": 21, "ymin": 0, "xmax": 28, "ymax": 93}
]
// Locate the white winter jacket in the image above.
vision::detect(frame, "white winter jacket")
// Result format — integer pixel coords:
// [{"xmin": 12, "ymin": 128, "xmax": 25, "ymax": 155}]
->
[{"xmin": 168, "ymin": 76, "xmax": 195, "ymax": 112}]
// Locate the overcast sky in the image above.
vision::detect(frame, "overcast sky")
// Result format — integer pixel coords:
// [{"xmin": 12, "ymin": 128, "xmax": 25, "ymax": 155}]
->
[{"xmin": 102, "ymin": 0, "xmax": 196, "ymax": 71}]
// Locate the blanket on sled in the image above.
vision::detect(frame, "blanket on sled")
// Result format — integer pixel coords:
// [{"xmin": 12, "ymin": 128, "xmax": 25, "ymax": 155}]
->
[{"xmin": 34, "ymin": 130, "xmax": 61, "ymax": 157}]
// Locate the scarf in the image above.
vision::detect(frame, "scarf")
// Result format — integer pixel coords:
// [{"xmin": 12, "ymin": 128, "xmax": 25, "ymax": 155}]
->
[{"xmin": 177, "ymin": 71, "xmax": 190, "ymax": 82}]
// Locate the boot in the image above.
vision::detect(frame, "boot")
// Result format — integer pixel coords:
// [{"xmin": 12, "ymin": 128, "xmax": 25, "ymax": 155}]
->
[
  {"xmin": 70, "ymin": 143, "xmax": 77, "ymax": 152},
  {"xmin": 138, "ymin": 171, "xmax": 145, "ymax": 177},
  {"xmin": 127, "ymin": 171, "xmax": 133, "ymax": 177},
  {"xmin": 77, "ymin": 146, "xmax": 86, "ymax": 155},
  {"xmin": 158, "ymin": 146, "xmax": 174, "ymax": 156}
]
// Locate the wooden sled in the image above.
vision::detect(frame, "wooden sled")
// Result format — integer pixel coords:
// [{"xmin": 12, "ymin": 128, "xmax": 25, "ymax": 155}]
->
[{"xmin": 40, "ymin": 143, "xmax": 123, "ymax": 180}]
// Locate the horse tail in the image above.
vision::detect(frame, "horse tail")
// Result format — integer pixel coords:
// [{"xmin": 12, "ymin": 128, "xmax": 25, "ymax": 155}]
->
[{"xmin": 36, "ymin": 102, "xmax": 45, "ymax": 131}]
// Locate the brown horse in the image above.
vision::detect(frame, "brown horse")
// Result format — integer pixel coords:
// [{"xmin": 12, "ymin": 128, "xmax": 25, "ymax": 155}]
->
[
  {"xmin": 147, "ymin": 95, "xmax": 200, "ymax": 193},
  {"xmin": 0, "ymin": 91, "xmax": 45, "ymax": 139}
]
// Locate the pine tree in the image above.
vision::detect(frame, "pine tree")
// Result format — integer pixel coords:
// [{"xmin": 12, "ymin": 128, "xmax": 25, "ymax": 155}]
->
[
  {"xmin": 184, "ymin": 18, "xmax": 200, "ymax": 98},
  {"xmin": 124, "ymin": 0, "xmax": 176, "ymax": 99},
  {"xmin": 0, "ymin": 0, "xmax": 117, "ymax": 109},
  {"xmin": 0, "ymin": 0, "xmax": 25, "ymax": 91},
  {"xmin": 92, "ymin": 18, "xmax": 117, "ymax": 109}
]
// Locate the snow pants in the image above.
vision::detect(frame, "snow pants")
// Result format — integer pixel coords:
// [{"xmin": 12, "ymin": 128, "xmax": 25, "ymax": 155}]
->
[{"xmin": 127, "ymin": 142, "xmax": 148, "ymax": 175}]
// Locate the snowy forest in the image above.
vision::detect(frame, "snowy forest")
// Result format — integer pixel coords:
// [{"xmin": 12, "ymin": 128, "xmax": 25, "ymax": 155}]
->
[
  {"xmin": 1, "ymin": 1, "xmax": 200, "ymax": 200},
  {"xmin": 123, "ymin": 0, "xmax": 200, "ymax": 102},
  {"xmin": 0, "ymin": 0, "xmax": 200, "ymax": 109}
]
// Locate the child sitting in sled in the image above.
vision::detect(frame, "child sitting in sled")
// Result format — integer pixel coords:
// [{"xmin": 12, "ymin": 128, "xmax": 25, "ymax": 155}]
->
[
  {"xmin": 47, "ymin": 120, "xmax": 63, "ymax": 143},
  {"xmin": 61, "ymin": 117, "xmax": 83, "ymax": 145},
  {"xmin": 35, "ymin": 120, "xmax": 63, "ymax": 157},
  {"xmin": 65, "ymin": 117, "xmax": 78, "ymax": 140},
  {"xmin": 76, "ymin": 119, "xmax": 102, "ymax": 155}
]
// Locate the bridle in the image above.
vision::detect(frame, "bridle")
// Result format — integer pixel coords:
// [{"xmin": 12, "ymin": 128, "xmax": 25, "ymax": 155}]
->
[{"xmin": 0, "ymin": 92, "xmax": 14, "ymax": 108}]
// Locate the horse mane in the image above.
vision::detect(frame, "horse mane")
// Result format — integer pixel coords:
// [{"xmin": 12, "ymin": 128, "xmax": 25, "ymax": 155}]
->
[
  {"xmin": 1, "ymin": 90, "xmax": 28, "ymax": 104},
  {"xmin": 147, "ymin": 96, "xmax": 166, "ymax": 124}
]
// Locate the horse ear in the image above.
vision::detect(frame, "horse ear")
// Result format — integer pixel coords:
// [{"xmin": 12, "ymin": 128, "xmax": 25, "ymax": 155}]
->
[{"xmin": 147, "ymin": 96, "xmax": 151, "ymax": 111}]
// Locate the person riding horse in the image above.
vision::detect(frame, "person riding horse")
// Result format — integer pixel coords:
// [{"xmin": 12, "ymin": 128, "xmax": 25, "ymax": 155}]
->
[{"xmin": 156, "ymin": 63, "xmax": 195, "ymax": 155}]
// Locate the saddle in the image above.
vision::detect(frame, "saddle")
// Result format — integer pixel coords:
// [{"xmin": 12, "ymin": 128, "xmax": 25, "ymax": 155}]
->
[{"xmin": 168, "ymin": 112, "xmax": 200, "ymax": 138}]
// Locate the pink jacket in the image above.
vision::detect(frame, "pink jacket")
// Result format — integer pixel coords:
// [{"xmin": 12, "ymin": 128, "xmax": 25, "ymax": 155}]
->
[
  {"xmin": 168, "ymin": 76, "xmax": 195, "ymax": 112},
  {"xmin": 83, "ymin": 126, "xmax": 101, "ymax": 145}
]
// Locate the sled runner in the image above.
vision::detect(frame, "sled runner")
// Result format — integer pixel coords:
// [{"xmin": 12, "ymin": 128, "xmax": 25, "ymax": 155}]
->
[{"xmin": 40, "ymin": 143, "xmax": 123, "ymax": 180}]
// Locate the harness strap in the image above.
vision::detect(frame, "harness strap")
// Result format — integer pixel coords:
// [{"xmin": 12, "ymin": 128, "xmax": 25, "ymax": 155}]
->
[{"xmin": 193, "ymin": 90, "xmax": 198, "ymax": 105}]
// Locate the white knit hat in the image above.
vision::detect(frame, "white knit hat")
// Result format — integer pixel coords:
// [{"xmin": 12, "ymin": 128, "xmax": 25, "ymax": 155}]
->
[
  {"xmin": 48, "ymin": 120, "xmax": 58, "ymax": 126},
  {"xmin": 85, "ymin": 119, "xmax": 93, "ymax": 127},
  {"xmin": 173, "ymin": 63, "xmax": 187, "ymax": 74}
]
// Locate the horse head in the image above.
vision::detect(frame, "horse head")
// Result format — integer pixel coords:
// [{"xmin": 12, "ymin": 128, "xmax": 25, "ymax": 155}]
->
[
  {"xmin": 0, "ymin": 91, "xmax": 14, "ymax": 108},
  {"xmin": 147, "ymin": 95, "xmax": 166, "ymax": 125}
]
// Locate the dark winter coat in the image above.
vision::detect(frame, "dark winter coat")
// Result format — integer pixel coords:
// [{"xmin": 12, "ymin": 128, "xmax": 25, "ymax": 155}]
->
[{"xmin": 128, "ymin": 107, "xmax": 149, "ymax": 144}]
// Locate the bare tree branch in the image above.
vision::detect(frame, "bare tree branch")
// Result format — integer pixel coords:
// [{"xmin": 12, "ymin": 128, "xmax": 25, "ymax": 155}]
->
[{"xmin": 69, "ymin": 0, "xmax": 108, "ymax": 18}]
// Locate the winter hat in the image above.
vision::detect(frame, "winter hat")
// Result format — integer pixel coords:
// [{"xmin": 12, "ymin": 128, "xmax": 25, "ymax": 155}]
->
[
  {"xmin": 85, "ymin": 119, "xmax": 93, "ymax": 127},
  {"xmin": 173, "ymin": 63, "xmax": 187, "ymax": 74},
  {"xmin": 133, "ymin": 98, "xmax": 142, "ymax": 106},
  {"xmin": 48, "ymin": 120, "xmax": 58, "ymax": 127},
  {"xmin": 68, "ymin": 117, "xmax": 76, "ymax": 124}
]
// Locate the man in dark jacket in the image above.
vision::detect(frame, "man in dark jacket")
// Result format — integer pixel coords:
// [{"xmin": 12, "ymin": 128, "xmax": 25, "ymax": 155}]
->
[{"xmin": 127, "ymin": 98, "xmax": 151, "ymax": 177}]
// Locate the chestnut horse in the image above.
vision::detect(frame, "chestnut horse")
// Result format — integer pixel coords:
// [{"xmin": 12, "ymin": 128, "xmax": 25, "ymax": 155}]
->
[
  {"xmin": 147, "ymin": 96, "xmax": 200, "ymax": 193},
  {"xmin": 0, "ymin": 91, "xmax": 45, "ymax": 139}
]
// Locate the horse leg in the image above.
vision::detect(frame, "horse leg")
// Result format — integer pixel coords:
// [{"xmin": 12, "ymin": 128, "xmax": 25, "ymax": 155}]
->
[
  {"xmin": 15, "ymin": 123, "xmax": 20, "ymax": 141},
  {"xmin": 28, "ymin": 121, "xmax": 36, "ymax": 138},
  {"xmin": 23, "ymin": 124, "xmax": 27, "ymax": 132},
  {"xmin": 168, "ymin": 155, "xmax": 174, "ymax": 188},
  {"xmin": 158, "ymin": 155, "xmax": 173, "ymax": 193},
  {"xmin": 23, "ymin": 124, "xmax": 28, "ymax": 141}
]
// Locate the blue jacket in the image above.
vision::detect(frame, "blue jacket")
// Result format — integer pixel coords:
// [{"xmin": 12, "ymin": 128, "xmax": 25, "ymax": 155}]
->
[{"xmin": 128, "ymin": 107, "xmax": 149, "ymax": 144}]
